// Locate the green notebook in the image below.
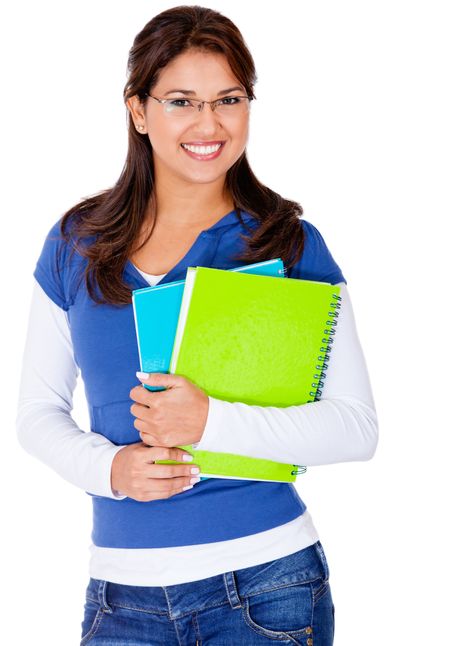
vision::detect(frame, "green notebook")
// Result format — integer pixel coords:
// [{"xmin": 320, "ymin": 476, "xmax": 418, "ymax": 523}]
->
[
  {"xmin": 157, "ymin": 446, "xmax": 304, "ymax": 483},
  {"xmin": 156, "ymin": 268, "xmax": 341, "ymax": 482}
]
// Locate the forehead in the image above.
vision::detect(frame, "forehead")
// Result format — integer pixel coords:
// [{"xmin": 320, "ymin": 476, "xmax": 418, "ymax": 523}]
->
[{"xmin": 154, "ymin": 50, "xmax": 241, "ymax": 92}]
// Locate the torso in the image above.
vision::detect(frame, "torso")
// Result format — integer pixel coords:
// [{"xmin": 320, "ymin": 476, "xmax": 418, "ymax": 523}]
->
[{"xmin": 130, "ymin": 226, "xmax": 202, "ymax": 275}]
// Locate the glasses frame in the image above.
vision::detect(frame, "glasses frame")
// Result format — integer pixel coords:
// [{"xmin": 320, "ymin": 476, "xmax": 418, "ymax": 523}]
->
[{"xmin": 143, "ymin": 92, "xmax": 253, "ymax": 114}]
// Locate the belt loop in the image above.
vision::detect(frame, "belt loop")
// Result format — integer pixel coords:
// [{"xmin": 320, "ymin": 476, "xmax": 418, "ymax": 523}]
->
[
  {"xmin": 314, "ymin": 540, "xmax": 330, "ymax": 582},
  {"xmin": 223, "ymin": 571, "xmax": 242, "ymax": 609},
  {"xmin": 97, "ymin": 580, "xmax": 113, "ymax": 614}
]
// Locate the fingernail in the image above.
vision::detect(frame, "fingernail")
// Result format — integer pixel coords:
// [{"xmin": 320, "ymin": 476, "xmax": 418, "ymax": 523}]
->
[
  {"xmin": 190, "ymin": 467, "xmax": 200, "ymax": 474},
  {"xmin": 182, "ymin": 485, "xmax": 193, "ymax": 491},
  {"xmin": 182, "ymin": 454, "xmax": 194, "ymax": 462},
  {"xmin": 136, "ymin": 371, "xmax": 149, "ymax": 380},
  {"xmin": 190, "ymin": 477, "xmax": 201, "ymax": 484}
]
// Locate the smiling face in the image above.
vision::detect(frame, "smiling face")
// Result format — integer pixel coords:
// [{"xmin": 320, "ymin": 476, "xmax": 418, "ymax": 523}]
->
[{"xmin": 127, "ymin": 49, "xmax": 250, "ymax": 187}]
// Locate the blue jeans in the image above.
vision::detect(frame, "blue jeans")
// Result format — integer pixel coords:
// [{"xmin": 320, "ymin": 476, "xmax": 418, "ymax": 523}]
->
[{"xmin": 80, "ymin": 540, "xmax": 335, "ymax": 645}]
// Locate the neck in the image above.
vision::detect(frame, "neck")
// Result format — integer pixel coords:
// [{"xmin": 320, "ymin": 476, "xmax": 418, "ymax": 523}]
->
[{"xmin": 151, "ymin": 175, "xmax": 234, "ymax": 229}]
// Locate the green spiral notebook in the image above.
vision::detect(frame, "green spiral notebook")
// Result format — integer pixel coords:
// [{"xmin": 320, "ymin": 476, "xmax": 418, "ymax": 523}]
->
[{"xmin": 156, "ymin": 268, "xmax": 341, "ymax": 482}]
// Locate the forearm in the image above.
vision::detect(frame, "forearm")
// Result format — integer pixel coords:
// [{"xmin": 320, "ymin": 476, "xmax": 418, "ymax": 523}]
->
[
  {"xmin": 16, "ymin": 399, "xmax": 126, "ymax": 497},
  {"xmin": 16, "ymin": 279, "xmax": 126, "ymax": 499},
  {"xmin": 196, "ymin": 395, "xmax": 377, "ymax": 466}
]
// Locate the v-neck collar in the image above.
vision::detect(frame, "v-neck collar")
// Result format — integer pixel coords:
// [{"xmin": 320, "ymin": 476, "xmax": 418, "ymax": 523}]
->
[{"xmin": 125, "ymin": 208, "xmax": 255, "ymax": 289}]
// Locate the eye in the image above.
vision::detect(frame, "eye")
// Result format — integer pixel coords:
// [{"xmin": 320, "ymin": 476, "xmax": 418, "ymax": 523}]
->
[
  {"xmin": 219, "ymin": 96, "xmax": 242, "ymax": 105},
  {"xmin": 168, "ymin": 99, "xmax": 193, "ymax": 107}
]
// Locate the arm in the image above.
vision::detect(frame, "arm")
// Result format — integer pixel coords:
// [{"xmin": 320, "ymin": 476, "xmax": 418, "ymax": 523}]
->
[
  {"xmin": 193, "ymin": 282, "xmax": 379, "ymax": 466},
  {"xmin": 15, "ymin": 278, "xmax": 127, "ymax": 499}
]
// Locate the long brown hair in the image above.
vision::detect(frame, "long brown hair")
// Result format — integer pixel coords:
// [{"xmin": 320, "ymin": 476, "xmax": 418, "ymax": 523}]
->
[{"xmin": 60, "ymin": 5, "xmax": 305, "ymax": 306}]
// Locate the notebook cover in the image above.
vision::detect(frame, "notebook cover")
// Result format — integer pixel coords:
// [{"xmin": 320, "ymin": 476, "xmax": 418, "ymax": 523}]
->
[{"xmin": 170, "ymin": 267, "xmax": 341, "ymax": 407}]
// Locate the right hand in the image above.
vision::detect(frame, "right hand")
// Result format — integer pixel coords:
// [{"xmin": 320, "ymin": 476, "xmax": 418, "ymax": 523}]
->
[{"xmin": 111, "ymin": 442, "xmax": 201, "ymax": 502}]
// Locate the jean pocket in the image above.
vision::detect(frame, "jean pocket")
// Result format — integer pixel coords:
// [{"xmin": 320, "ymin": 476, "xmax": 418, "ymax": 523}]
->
[
  {"xmin": 242, "ymin": 582, "xmax": 315, "ymax": 642},
  {"xmin": 80, "ymin": 598, "xmax": 105, "ymax": 645}
]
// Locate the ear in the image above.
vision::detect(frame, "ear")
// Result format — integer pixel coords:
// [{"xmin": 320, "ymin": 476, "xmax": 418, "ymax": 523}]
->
[{"xmin": 126, "ymin": 95, "xmax": 146, "ymax": 132}]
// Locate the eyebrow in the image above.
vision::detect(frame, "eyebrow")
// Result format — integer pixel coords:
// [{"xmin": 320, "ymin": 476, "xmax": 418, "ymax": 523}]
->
[{"xmin": 163, "ymin": 86, "xmax": 245, "ymax": 97}]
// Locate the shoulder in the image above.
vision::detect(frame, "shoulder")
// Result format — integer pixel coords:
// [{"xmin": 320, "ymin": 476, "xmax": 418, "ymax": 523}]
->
[
  {"xmin": 289, "ymin": 218, "xmax": 347, "ymax": 285},
  {"xmin": 33, "ymin": 215, "xmax": 84, "ymax": 311}
]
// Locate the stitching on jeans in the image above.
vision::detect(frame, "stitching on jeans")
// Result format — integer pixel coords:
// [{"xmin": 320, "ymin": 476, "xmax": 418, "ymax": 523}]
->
[
  {"xmin": 245, "ymin": 577, "xmax": 323, "ymax": 600},
  {"xmin": 80, "ymin": 606, "xmax": 104, "ymax": 645},
  {"xmin": 192, "ymin": 612, "xmax": 202, "ymax": 645},
  {"xmin": 313, "ymin": 580, "xmax": 330, "ymax": 604},
  {"xmin": 109, "ymin": 599, "xmax": 230, "ymax": 619},
  {"xmin": 223, "ymin": 574, "xmax": 235, "ymax": 609},
  {"xmin": 110, "ymin": 602, "xmax": 169, "ymax": 615},
  {"xmin": 173, "ymin": 617, "xmax": 183, "ymax": 646},
  {"xmin": 242, "ymin": 596, "xmax": 310, "ymax": 642},
  {"xmin": 162, "ymin": 587, "xmax": 174, "ymax": 619},
  {"xmin": 314, "ymin": 541, "xmax": 330, "ymax": 581}
]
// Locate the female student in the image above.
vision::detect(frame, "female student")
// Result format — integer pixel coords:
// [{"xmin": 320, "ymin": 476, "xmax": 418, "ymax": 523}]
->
[{"xmin": 16, "ymin": 5, "xmax": 378, "ymax": 645}]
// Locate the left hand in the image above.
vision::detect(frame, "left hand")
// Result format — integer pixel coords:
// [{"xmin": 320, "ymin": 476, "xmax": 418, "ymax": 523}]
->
[{"xmin": 129, "ymin": 372, "xmax": 209, "ymax": 448}]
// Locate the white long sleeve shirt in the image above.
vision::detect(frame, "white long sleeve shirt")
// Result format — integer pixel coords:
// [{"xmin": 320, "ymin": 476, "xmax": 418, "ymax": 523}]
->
[{"xmin": 16, "ymin": 269, "xmax": 378, "ymax": 586}]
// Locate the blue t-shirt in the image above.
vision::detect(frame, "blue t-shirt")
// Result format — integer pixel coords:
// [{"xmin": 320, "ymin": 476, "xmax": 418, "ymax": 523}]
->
[{"xmin": 34, "ymin": 209, "xmax": 346, "ymax": 548}]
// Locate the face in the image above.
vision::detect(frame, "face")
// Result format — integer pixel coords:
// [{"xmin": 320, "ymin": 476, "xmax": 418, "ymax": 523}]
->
[{"xmin": 127, "ymin": 49, "xmax": 250, "ymax": 186}]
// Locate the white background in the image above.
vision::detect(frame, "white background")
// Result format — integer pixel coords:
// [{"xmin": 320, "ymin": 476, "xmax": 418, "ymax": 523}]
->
[{"xmin": 2, "ymin": 0, "xmax": 449, "ymax": 643}]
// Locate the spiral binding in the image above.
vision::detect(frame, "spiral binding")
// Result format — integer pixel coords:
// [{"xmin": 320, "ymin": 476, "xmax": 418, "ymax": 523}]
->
[
  {"xmin": 291, "ymin": 465, "xmax": 307, "ymax": 476},
  {"xmin": 291, "ymin": 292, "xmax": 342, "ymax": 478},
  {"xmin": 309, "ymin": 291, "xmax": 342, "ymax": 401}
]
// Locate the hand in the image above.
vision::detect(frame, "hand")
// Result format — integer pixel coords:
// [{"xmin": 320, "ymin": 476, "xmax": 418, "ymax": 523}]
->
[
  {"xmin": 111, "ymin": 443, "xmax": 201, "ymax": 502},
  {"xmin": 129, "ymin": 372, "xmax": 209, "ymax": 448}
]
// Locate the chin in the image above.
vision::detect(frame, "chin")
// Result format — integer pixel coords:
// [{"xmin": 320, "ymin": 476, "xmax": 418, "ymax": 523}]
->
[{"xmin": 180, "ymin": 167, "xmax": 229, "ymax": 184}]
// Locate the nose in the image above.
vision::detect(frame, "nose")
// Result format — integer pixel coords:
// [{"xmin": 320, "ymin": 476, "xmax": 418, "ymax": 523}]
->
[{"xmin": 193, "ymin": 101, "xmax": 222, "ymax": 129}]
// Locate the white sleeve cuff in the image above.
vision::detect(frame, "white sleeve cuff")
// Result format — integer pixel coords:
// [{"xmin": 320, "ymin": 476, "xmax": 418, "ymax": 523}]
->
[
  {"xmin": 91, "ymin": 442, "xmax": 128, "ymax": 500},
  {"xmin": 191, "ymin": 396, "xmax": 225, "ymax": 451}
]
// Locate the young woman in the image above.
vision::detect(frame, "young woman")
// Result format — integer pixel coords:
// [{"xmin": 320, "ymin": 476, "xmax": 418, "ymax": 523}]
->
[{"xmin": 16, "ymin": 5, "xmax": 378, "ymax": 645}]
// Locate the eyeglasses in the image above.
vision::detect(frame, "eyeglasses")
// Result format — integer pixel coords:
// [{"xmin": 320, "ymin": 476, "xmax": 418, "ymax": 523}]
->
[{"xmin": 143, "ymin": 93, "xmax": 253, "ymax": 117}]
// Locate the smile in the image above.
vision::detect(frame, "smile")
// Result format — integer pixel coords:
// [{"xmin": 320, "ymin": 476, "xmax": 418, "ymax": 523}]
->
[{"xmin": 180, "ymin": 142, "xmax": 225, "ymax": 160}]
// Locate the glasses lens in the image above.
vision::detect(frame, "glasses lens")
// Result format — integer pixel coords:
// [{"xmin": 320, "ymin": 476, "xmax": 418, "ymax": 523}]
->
[
  {"xmin": 164, "ymin": 99, "xmax": 197, "ymax": 116},
  {"xmin": 164, "ymin": 99, "xmax": 198, "ymax": 117},
  {"xmin": 214, "ymin": 97, "xmax": 250, "ymax": 116}
]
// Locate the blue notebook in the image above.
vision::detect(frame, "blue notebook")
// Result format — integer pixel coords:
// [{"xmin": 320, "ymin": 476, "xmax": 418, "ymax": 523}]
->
[{"xmin": 132, "ymin": 258, "xmax": 286, "ymax": 393}]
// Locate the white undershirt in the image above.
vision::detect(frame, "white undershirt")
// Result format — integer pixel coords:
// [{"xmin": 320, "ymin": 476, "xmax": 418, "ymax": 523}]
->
[{"xmin": 16, "ymin": 268, "xmax": 378, "ymax": 585}]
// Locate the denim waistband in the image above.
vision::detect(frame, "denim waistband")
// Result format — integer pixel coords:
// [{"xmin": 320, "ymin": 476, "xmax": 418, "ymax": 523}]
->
[{"xmin": 85, "ymin": 540, "xmax": 329, "ymax": 621}]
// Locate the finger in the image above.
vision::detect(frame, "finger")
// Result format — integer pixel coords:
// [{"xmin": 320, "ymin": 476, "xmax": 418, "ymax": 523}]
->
[
  {"xmin": 147, "ymin": 462, "xmax": 201, "ymax": 479},
  {"xmin": 136, "ymin": 372, "xmax": 184, "ymax": 391},
  {"xmin": 129, "ymin": 385, "xmax": 155, "ymax": 404},
  {"xmin": 130, "ymin": 402, "xmax": 151, "ymax": 418},
  {"xmin": 152, "ymin": 475, "xmax": 201, "ymax": 496},
  {"xmin": 138, "ymin": 444, "xmax": 196, "ymax": 465}
]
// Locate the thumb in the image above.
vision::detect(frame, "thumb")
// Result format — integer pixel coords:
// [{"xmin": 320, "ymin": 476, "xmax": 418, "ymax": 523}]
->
[{"xmin": 136, "ymin": 371, "xmax": 183, "ymax": 388}]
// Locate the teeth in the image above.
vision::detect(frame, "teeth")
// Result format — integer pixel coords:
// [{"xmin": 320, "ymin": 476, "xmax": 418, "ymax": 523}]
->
[{"xmin": 182, "ymin": 143, "xmax": 222, "ymax": 155}]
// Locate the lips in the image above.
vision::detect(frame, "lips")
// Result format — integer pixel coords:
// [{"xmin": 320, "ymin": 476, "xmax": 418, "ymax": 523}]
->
[{"xmin": 180, "ymin": 141, "xmax": 226, "ymax": 161}]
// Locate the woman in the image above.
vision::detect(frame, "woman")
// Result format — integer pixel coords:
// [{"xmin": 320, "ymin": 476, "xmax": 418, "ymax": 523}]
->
[{"xmin": 16, "ymin": 5, "xmax": 378, "ymax": 645}]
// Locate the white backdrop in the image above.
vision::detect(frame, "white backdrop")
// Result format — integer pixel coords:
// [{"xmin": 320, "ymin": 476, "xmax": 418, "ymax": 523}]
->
[{"xmin": 2, "ymin": 0, "xmax": 449, "ymax": 644}]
